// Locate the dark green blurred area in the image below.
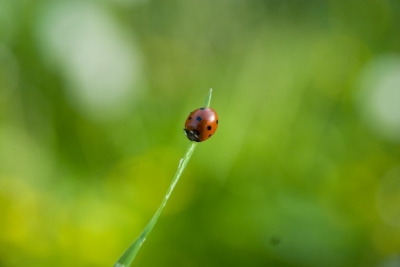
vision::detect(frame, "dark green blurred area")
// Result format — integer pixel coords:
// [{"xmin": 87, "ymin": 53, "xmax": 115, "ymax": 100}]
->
[{"xmin": 1, "ymin": 0, "xmax": 400, "ymax": 266}]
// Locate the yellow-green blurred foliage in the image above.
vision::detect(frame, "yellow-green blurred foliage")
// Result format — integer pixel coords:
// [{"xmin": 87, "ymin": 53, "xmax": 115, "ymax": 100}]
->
[{"xmin": 1, "ymin": 0, "xmax": 400, "ymax": 266}]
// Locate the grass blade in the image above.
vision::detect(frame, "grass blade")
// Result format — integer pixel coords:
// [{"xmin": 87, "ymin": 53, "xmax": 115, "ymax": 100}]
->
[
  {"xmin": 204, "ymin": 88, "xmax": 212, "ymax": 108},
  {"xmin": 114, "ymin": 89, "xmax": 213, "ymax": 267}
]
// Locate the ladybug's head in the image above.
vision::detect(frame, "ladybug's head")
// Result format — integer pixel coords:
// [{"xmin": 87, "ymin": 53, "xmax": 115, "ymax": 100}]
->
[{"xmin": 183, "ymin": 129, "xmax": 200, "ymax": 142}]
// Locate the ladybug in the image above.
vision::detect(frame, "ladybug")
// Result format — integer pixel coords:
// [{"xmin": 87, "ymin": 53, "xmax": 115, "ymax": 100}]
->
[{"xmin": 184, "ymin": 107, "xmax": 218, "ymax": 142}]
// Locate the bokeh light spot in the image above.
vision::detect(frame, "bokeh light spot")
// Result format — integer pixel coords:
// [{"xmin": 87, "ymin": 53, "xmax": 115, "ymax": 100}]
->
[
  {"xmin": 35, "ymin": 2, "xmax": 144, "ymax": 121},
  {"xmin": 355, "ymin": 54, "xmax": 400, "ymax": 142}
]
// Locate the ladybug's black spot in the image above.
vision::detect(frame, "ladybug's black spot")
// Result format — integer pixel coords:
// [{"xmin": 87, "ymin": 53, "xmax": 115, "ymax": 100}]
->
[
  {"xmin": 196, "ymin": 116, "xmax": 202, "ymax": 121},
  {"xmin": 209, "ymin": 134, "xmax": 211, "ymax": 137},
  {"xmin": 188, "ymin": 116, "xmax": 192, "ymax": 120},
  {"xmin": 200, "ymin": 107, "xmax": 205, "ymax": 110},
  {"xmin": 207, "ymin": 125, "xmax": 212, "ymax": 130},
  {"xmin": 216, "ymin": 120, "xmax": 218, "ymax": 124}
]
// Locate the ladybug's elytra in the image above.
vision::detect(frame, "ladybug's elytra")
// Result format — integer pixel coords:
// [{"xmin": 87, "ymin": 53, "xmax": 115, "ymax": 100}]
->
[{"xmin": 184, "ymin": 108, "xmax": 218, "ymax": 142}]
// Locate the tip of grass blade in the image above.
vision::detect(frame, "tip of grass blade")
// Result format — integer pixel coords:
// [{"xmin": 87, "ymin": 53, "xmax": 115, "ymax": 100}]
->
[{"xmin": 204, "ymin": 88, "xmax": 212, "ymax": 108}]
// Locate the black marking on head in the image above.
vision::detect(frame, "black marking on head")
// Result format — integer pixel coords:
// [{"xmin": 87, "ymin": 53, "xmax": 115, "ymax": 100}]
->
[
  {"xmin": 184, "ymin": 129, "xmax": 200, "ymax": 142},
  {"xmin": 207, "ymin": 125, "xmax": 212, "ymax": 130},
  {"xmin": 188, "ymin": 116, "xmax": 191, "ymax": 120},
  {"xmin": 193, "ymin": 130, "xmax": 199, "ymax": 135},
  {"xmin": 196, "ymin": 116, "xmax": 202, "ymax": 121},
  {"xmin": 216, "ymin": 120, "xmax": 218, "ymax": 124}
]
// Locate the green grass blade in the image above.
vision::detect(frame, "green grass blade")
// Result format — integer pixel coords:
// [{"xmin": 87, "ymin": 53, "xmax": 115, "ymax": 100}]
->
[
  {"xmin": 114, "ymin": 89, "xmax": 212, "ymax": 267},
  {"xmin": 204, "ymin": 88, "xmax": 212, "ymax": 108}
]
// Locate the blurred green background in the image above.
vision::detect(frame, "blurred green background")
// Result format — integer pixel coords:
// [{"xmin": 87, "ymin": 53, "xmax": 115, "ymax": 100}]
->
[{"xmin": 1, "ymin": 0, "xmax": 400, "ymax": 266}]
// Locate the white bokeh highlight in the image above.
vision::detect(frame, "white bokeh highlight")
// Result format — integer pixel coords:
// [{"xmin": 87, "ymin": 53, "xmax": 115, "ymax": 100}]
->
[
  {"xmin": 355, "ymin": 54, "xmax": 400, "ymax": 142},
  {"xmin": 35, "ymin": 2, "xmax": 143, "ymax": 121}
]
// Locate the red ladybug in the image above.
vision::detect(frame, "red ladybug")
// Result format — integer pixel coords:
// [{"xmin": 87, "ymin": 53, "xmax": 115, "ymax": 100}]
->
[{"xmin": 184, "ymin": 108, "xmax": 218, "ymax": 142}]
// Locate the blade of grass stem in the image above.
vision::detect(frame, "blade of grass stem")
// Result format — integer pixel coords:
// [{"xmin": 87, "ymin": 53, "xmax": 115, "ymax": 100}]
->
[
  {"xmin": 204, "ymin": 88, "xmax": 212, "ymax": 108},
  {"xmin": 114, "ymin": 88, "xmax": 213, "ymax": 267}
]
